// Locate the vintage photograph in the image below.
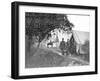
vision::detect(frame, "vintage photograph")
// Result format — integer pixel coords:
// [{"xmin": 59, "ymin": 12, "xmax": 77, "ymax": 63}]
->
[
  {"xmin": 25, "ymin": 12, "xmax": 90, "ymax": 68},
  {"xmin": 11, "ymin": 2, "xmax": 97, "ymax": 79}
]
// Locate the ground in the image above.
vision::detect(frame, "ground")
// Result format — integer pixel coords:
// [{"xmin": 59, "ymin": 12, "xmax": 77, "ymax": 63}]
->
[{"xmin": 25, "ymin": 46, "xmax": 89, "ymax": 68}]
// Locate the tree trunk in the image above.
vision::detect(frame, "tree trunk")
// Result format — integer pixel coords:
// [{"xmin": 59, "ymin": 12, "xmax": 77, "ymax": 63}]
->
[
  {"xmin": 37, "ymin": 42, "xmax": 40, "ymax": 48},
  {"xmin": 27, "ymin": 39, "xmax": 32, "ymax": 53},
  {"xmin": 32, "ymin": 42, "xmax": 41, "ymax": 56}
]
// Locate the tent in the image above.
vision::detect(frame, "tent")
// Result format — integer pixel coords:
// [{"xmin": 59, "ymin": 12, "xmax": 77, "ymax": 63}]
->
[{"xmin": 69, "ymin": 30, "xmax": 89, "ymax": 54}]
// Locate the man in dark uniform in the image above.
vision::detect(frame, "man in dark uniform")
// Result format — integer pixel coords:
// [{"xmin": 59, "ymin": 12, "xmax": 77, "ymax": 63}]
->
[
  {"xmin": 66, "ymin": 39, "xmax": 70, "ymax": 56},
  {"xmin": 59, "ymin": 38, "xmax": 66, "ymax": 55}
]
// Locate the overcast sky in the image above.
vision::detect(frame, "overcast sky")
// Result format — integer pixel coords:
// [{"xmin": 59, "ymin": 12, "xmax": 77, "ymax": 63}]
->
[{"xmin": 67, "ymin": 15, "xmax": 90, "ymax": 32}]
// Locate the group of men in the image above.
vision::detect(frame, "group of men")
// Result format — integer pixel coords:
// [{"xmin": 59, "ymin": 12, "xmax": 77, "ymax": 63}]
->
[{"xmin": 59, "ymin": 38, "xmax": 70, "ymax": 56}]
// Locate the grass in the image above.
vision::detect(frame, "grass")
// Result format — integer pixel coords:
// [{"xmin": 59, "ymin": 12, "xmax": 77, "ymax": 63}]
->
[
  {"xmin": 25, "ymin": 47, "xmax": 64, "ymax": 68},
  {"xmin": 25, "ymin": 40, "xmax": 90, "ymax": 68}
]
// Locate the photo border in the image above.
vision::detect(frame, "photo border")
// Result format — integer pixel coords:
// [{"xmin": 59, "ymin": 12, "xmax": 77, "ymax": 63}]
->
[{"xmin": 11, "ymin": 1, "xmax": 98, "ymax": 79}]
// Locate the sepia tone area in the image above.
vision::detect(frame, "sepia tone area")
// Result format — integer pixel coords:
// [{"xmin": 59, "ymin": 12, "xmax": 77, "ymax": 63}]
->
[{"xmin": 25, "ymin": 12, "xmax": 89, "ymax": 68}]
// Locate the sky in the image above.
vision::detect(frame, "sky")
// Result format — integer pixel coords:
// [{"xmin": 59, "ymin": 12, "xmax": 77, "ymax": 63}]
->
[
  {"xmin": 55, "ymin": 15, "xmax": 90, "ymax": 43},
  {"xmin": 67, "ymin": 15, "xmax": 90, "ymax": 32}
]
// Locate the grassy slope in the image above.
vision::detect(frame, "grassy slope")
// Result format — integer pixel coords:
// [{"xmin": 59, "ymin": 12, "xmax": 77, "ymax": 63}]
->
[{"xmin": 25, "ymin": 47, "xmax": 64, "ymax": 68}]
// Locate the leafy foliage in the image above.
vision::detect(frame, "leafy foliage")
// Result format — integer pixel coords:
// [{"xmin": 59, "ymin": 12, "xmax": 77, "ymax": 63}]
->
[{"xmin": 25, "ymin": 12, "xmax": 74, "ymax": 44}]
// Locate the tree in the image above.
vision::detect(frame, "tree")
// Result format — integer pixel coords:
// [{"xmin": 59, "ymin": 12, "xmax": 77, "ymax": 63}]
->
[{"xmin": 25, "ymin": 12, "xmax": 74, "ymax": 51}]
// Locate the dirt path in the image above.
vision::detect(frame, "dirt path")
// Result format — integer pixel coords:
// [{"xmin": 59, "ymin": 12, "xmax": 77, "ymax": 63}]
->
[
  {"xmin": 26, "ymin": 47, "xmax": 89, "ymax": 68},
  {"xmin": 68, "ymin": 56, "xmax": 89, "ymax": 65},
  {"xmin": 42, "ymin": 47, "xmax": 62, "ymax": 55},
  {"xmin": 40, "ymin": 47, "xmax": 89, "ymax": 65}
]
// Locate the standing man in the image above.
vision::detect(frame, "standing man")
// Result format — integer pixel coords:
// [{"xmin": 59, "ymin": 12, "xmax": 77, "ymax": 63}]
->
[
  {"xmin": 59, "ymin": 38, "xmax": 66, "ymax": 55},
  {"xmin": 66, "ymin": 39, "xmax": 70, "ymax": 56}
]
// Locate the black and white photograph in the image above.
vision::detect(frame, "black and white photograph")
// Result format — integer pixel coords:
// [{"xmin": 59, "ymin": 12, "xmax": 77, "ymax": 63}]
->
[
  {"xmin": 11, "ymin": 2, "xmax": 97, "ymax": 79},
  {"xmin": 25, "ymin": 12, "xmax": 90, "ymax": 68}
]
